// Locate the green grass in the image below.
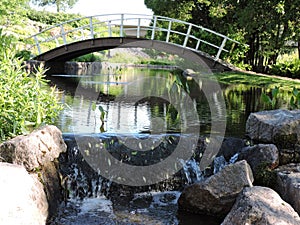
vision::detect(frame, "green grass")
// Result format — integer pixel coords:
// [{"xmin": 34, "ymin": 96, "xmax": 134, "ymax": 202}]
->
[{"xmin": 214, "ymin": 71, "xmax": 300, "ymax": 90}]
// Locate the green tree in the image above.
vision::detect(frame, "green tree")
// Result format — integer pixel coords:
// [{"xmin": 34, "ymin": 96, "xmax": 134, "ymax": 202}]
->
[
  {"xmin": 144, "ymin": 0, "xmax": 211, "ymax": 26},
  {"xmin": 0, "ymin": 0, "xmax": 28, "ymax": 26},
  {"xmin": 31, "ymin": 0, "xmax": 78, "ymax": 12},
  {"xmin": 215, "ymin": 0, "xmax": 300, "ymax": 71},
  {"xmin": 145, "ymin": 0, "xmax": 300, "ymax": 72},
  {"xmin": 144, "ymin": 0, "xmax": 245, "ymax": 63}
]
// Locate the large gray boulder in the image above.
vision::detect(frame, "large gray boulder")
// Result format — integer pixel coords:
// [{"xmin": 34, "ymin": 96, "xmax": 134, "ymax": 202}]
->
[
  {"xmin": 238, "ymin": 144, "xmax": 279, "ymax": 174},
  {"xmin": 246, "ymin": 109, "xmax": 300, "ymax": 164},
  {"xmin": 178, "ymin": 160, "xmax": 253, "ymax": 217},
  {"xmin": 275, "ymin": 163, "xmax": 300, "ymax": 214},
  {"xmin": 0, "ymin": 163, "xmax": 48, "ymax": 225},
  {"xmin": 0, "ymin": 125, "xmax": 67, "ymax": 220},
  {"xmin": 237, "ymin": 144, "xmax": 279, "ymax": 186},
  {"xmin": 0, "ymin": 125, "xmax": 66, "ymax": 171},
  {"xmin": 246, "ymin": 109, "xmax": 300, "ymax": 145},
  {"xmin": 222, "ymin": 186, "xmax": 300, "ymax": 225}
]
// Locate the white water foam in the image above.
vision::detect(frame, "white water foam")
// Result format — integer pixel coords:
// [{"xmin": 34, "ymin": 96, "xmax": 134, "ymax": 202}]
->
[
  {"xmin": 133, "ymin": 191, "xmax": 181, "ymax": 208},
  {"xmin": 78, "ymin": 196, "xmax": 113, "ymax": 215}
]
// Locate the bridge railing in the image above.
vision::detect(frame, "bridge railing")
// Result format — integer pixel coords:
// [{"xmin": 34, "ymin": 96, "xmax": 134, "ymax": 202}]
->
[{"xmin": 26, "ymin": 13, "xmax": 239, "ymax": 61}]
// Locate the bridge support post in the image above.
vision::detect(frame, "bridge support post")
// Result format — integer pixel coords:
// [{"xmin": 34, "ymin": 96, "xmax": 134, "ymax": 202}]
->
[{"xmin": 215, "ymin": 37, "xmax": 228, "ymax": 60}]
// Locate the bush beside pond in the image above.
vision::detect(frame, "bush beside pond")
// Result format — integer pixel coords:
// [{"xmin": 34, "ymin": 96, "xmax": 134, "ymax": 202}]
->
[
  {"xmin": 269, "ymin": 59, "xmax": 300, "ymax": 79},
  {"xmin": 0, "ymin": 30, "xmax": 63, "ymax": 141}
]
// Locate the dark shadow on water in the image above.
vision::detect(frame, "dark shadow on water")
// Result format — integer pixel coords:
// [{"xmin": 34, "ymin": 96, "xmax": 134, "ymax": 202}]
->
[{"xmin": 177, "ymin": 211, "xmax": 223, "ymax": 225}]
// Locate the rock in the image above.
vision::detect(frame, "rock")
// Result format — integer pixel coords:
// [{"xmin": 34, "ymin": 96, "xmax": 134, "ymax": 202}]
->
[
  {"xmin": 280, "ymin": 146, "xmax": 300, "ymax": 165},
  {"xmin": 246, "ymin": 109, "xmax": 300, "ymax": 164},
  {"xmin": 40, "ymin": 159, "xmax": 64, "ymax": 217},
  {"xmin": 246, "ymin": 109, "xmax": 300, "ymax": 147},
  {"xmin": 0, "ymin": 125, "xmax": 67, "ymax": 220},
  {"xmin": 237, "ymin": 144, "xmax": 279, "ymax": 186},
  {"xmin": 0, "ymin": 162, "xmax": 48, "ymax": 225},
  {"xmin": 0, "ymin": 125, "xmax": 66, "ymax": 171},
  {"xmin": 275, "ymin": 163, "xmax": 300, "ymax": 214},
  {"xmin": 222, "ymin": 186, "xmax": 300, "ymax": 225},
  {"xmin": 238, "ymin": 144, "xmax": 279, "ymax": 172},
  {"xmin": 217, "ymin": 137, "xmax": 246, "ymax": 161},
  {"xmin": 178, "ymin": 160, "xmax": 253, "ymax": 217}
]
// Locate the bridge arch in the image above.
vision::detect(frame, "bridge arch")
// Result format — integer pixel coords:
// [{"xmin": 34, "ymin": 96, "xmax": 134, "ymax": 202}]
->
[
  {"xmin": 26, "ymin": 14, "xmax": 239, "ymax": 74},
  {"xmin": 35, "ymin": 37, "xmax": 231, "ymax": 74},
  {"xmin": 36, "ymin": 37, "xmax": 147, "ymax": 61}
]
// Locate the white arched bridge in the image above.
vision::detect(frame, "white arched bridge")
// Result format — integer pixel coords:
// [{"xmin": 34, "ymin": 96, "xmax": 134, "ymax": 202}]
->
[{"xmin": 26, "ymin": 13, "xmax": 240, "ymax": 73}]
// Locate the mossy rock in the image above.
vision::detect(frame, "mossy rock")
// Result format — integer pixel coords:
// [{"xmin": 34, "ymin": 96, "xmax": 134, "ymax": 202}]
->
[{"xmin": 253, "ymin": 162, "xmax": 277, "ymax": 188}]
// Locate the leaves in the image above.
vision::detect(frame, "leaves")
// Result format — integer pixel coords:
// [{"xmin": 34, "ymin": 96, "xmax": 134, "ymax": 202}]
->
[
  {"xmin": 261, "ymin": 86, "xmax": 300, "ymax": 110},
  {"xmin": 261, "ymin": 93, "xmax": 272, "ymax": 104},
  {"xmin": 30, "ymin": 0, "xmax": 79, "ymax": 12},
  {"xmin": 0, "ymin": 0, "xmax": 27, "ymax": 26},
  {"xmin": 91, "ymin": 103, "xmax": 106, "ymax": 133},
  {"xmin": 272, "ymin": 86, "xmax": 279, "ymax": 99},
  {"xmin": 0, "ymin": 30, "xmax": 63, "ymax": 140},
  {"xmin": 145, "ymin": 0, "xmax": 300, "ymax": 71},
  {"xmin": 261, "ymin": 86, "xmax": 280, "ymax": 108},
  {"xmin": 290, "ymin": 87, "xmax": 300, "ymax": 109}
]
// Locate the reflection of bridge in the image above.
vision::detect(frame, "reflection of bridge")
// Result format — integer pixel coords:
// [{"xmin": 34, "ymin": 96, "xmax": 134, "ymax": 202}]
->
[{"xmin": 27, "ymin": 13, "xmax": 240, "ymax": 74}]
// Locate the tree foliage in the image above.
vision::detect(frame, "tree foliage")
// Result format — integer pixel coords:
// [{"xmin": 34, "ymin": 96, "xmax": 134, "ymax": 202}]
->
[
  {"xmin": 145, "ymin": 0, "xmax": 300, "ymax": 73},
  {"xmin": 26, "ymin": 8, "xmax": 81, "ymax": 25},
  {"xmin": 0, "ymin": 0, "xmax": 29, "ymax": 26},
  {"xmin": 31, "ymin": 0, "xmax": 78, "ymax": 12}
]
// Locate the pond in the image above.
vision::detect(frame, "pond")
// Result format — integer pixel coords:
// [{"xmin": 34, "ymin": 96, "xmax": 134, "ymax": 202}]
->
[
  {"xmin": 51, "ymin": 64, "xmax": 293, "ymax": 138},
  {"xmin": 48, "ymin": 63, "xmax": 295, "ymax": 225}
]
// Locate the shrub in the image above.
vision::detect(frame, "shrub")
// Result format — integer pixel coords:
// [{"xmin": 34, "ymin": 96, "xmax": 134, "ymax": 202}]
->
[
  {"xmin": 269, "ymin": 59, "xmax": 300, "ymax": 79},
  {"xmin": 72, "ymin": 53, "xmax": 103, "ymax": 62},
  {"xmin": 15, "ymin": 50, "xmax": 31, "ymax": 61},
  {"xmin": 108, "ymin": 52, "xmax": 141, "ymax": 64},
  {"xmin": 0, "ymin": 30, "xmax": 63, "ymax": 141},
  {"xmin": 26, "ymin": 9, "xmax": 83, "ymax": 26},
  {"xmin": 139, "ymin": 59, "xmax": 175, "ymax": 66}
]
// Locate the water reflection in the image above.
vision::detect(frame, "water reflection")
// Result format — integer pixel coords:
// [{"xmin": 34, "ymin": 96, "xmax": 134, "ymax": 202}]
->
[
  {"xmin": 223, "ymin": 83, "xmax": 291, "ymax": 137},
  {"xmin": 50, "ymin": 66, "xmax": 291, "ymax": 137},
  {"xmin": 52, "ymin": 67, "xmax": 211, "ymax": 135}
]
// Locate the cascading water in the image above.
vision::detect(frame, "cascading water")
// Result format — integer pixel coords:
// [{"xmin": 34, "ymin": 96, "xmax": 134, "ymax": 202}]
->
[
  {"xmin": 213, "ymin": 153, "xmax": 241, "ymax": 174},
  {"xmin": 229, "ymin": 153, "xmax": 239, "ymax": 164},
  {"xmin": 179, "ymin": 158, "xmax": 204, "ymax": 184},
  {"xmin": 51, "ymin": 134, "xmax": 227, "ymax": 225},
  {"xmin": 213, "ymin": 155, "xmax": 228, "ymax": 174}
]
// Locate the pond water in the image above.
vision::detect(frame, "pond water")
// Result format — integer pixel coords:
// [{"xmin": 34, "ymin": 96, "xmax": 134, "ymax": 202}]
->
[
  {"xmin": 50, "ymin": 64, "xmax": 287, "ymax": 137},
  {"xmin": 51, "ymin": 65, "xmax": 287, "ymax": 138},
  {"xmin": 49, "ymin": 64, "xmax": 291, "ymax": 225}
]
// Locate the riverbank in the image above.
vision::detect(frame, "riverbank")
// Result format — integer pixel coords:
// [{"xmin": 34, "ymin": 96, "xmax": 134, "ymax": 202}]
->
[{"xmin": 235, "ymin": 68, "xmax": 300, "ymax": 84}]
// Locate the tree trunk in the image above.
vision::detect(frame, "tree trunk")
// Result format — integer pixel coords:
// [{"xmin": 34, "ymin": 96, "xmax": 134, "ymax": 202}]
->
[
  {"xmin": 245, "ymin": 33, "xmax": 256, "ymax": 67},
  {"xmin": 56, "ymin": 0, "xmax": 60, "ymax": 12},
  {"xmin": 298, "ymin": 41, "xmax": 300, "ymax": 60}
]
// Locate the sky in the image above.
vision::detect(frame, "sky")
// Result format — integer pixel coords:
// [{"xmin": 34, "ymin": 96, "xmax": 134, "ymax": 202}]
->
[{"xmin": 35, "ymin": 0, "xmax": 154, "ymax": 16}]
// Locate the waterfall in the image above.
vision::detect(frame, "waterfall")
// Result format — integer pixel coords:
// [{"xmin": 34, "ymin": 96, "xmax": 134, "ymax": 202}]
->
[
  {"xmin": 213, "ymin": 155, "xmax": 228, "ymax": 174},
  {"xmin": 229, "ymin": 153, "xmax": 239, "ymax": 164},
  {"xmin": 213, "ymin": 153, "xmax": 240, "ymax": 174},
  {"xmin": 180, "ymin": 158, "xmax": 204, "ymax": 184},
  {"xmin": 53, "ymin": 133, "xmax": 238, "ymax": 224}
]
